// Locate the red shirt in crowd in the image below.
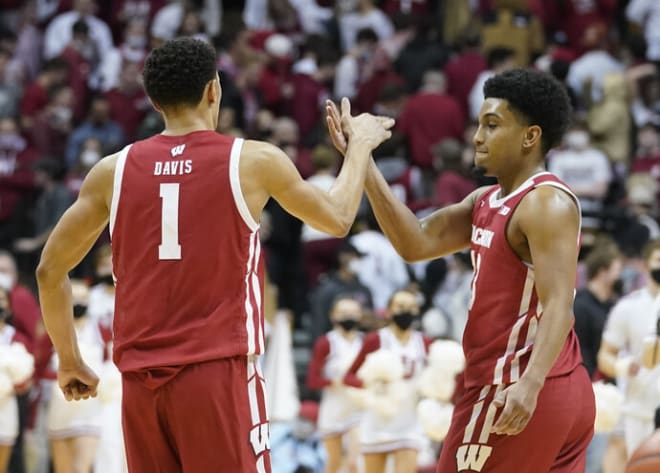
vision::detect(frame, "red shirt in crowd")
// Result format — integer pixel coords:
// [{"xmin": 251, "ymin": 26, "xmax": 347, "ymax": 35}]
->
[
  {"xmin": 444, "ymin": 51, "xmax": 487, "ymax": 118},
  {"xmin": 398, "ymin": 92, "xmax": 465, "ymax": 168}
]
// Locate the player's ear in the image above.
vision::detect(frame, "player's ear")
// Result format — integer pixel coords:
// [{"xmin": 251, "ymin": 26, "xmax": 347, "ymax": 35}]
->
[
  {"xmin": 522, "ymin": 125, "xmax": 542, "ymax": 150},
  {"xmin": 207, "ymin": 75, "xmax": 221, "ymax": 105}
]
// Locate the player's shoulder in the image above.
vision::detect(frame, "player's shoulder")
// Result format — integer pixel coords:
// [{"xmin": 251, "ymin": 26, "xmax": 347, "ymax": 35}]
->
[
  {"xmin": 517, "ymin": 181, "xmax": 579, "ymax": 224},
  {"xmin": 241, "ymin": 139, "xmax": 290, "ymax": 166}
]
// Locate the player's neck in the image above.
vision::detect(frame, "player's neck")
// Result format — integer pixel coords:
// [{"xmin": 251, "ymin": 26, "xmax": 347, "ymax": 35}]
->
[
  {"xmin": 161, "ymin": 111, "xmax": 215, "ymax": 136},
  {"xmin": 496, "ymin": 161, "xmax": 546, "ymax": 197}
]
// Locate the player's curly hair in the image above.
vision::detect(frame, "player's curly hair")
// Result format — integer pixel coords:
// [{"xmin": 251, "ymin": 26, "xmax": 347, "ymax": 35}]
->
[
  {"xmin": 483, "ymin": 68, "xmax": 572, "ymax": 154},
  {"xmin": 143, "ymin": 38, "xmax": 218, "ymax": 108}
]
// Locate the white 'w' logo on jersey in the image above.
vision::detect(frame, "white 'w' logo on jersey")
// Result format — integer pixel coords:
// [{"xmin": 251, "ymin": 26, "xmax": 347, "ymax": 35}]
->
[
  {"xmin": 456, "ymin": 444, "xmax": 493, "ymax": 471},
  {"xmin": 171, "ymin": 144, "xmax": 186, "ymax": 157}
]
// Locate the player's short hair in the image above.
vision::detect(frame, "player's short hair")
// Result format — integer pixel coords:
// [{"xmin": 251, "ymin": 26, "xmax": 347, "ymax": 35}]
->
[
  {"xmin": 483, "ymin": 68, "xmax": 572, "ymax": 154},
  {"xmin": 143, "ymin": 37, "xmax": 218, "ymax": 109},
  {"xmin": 642, "ymin": 238, "xmax": 660, "ymax": 262}
]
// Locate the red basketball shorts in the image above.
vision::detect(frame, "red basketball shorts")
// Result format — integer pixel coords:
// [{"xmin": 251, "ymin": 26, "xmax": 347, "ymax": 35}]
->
[
  {"xmin": 436, "ymin": 365, "xmax": 595, "ymax": 473},
  {"xmin": 121, "ymin": 356, "xmax": 270, "ymax": 473}
]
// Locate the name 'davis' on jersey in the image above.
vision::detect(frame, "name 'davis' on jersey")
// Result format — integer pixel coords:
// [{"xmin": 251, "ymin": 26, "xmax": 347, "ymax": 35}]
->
[
  {"xmin": 471, "ymin": 225, "xmax": 494, "ymax": 249},
  {"xmin": 154, "ymin": 159, "xmax": 193, "ymax": 176}
]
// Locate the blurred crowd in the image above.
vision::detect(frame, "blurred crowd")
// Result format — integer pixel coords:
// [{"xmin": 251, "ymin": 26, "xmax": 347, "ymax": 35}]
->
[{"xmin": 1, "ymin": 0, "xmax": 660, "ymax": 472}]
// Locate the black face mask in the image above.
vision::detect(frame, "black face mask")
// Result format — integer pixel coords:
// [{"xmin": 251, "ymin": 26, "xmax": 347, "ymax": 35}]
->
[
  {"xmin": 337, "ymin": 319, "xmax": 359, "ymax": 332},
  {"xmin": 0, "ymin": 307, "xmax": 9, "ymax": 322},
  {"xmin": 97, "ymin": 274, "xmax": 114, "ymax": 286},
  {"xmin": 73, "ymin": 304, "xmax": 88, "ymax": 319},
  {"xmin": 651, "ymin": 268, "xmax": 660, "ymax": 284},
  {"xmin": 392, "ymin": 312, "xmax": 415, "ymax": 331}
]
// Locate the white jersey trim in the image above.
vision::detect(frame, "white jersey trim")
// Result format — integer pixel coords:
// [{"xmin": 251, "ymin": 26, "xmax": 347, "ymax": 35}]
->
[
  {"xmin": 229, "ymin": 138, "xmax": 259, "ymax": 232},
  {"xmin": 488, "ymin": 171, "xmax": 551, "ymax": 208},
  {"xmin": 109, "ymin": 145, "xmax": 132, "ymax": 238},
  {"xmin": 534, "ymin": 180, "xmax": 582, "ymax": 243}
]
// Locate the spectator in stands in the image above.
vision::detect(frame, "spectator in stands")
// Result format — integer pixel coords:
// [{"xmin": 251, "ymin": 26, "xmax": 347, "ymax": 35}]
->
[
  {"xmin": 65, "ymin": 137, "xmax": 102, "ymax": 196},
  {"xmin": 350, "ymin": 212, "xmax": 410, "ymax": 312},
  {"xmin": 310, "ymin": 242, "xmax": 374, "ymax": 344},
  {"xmin": 258, "ymin": 34, "xmax": 295, "ymax": 116},
  {"xmin": 43, "ymin": 0, "xmax": 113, "ymax": 62},
  {"xmin": 104, "ymin": 60, "xmax": 149, "ymax": 142},
  {"xmin": 96, "ymin": 17, "xmax": 148, "ymax": 92},
  {"xmin": 586, "ymin": 72, "xmax": 631, "ymax": 167},
  {"xmin": 394, "ymin": 15, "xmax": 447, "ymax": 93},
  {"xmin": 334, "ymin": 28, "xmax": 379, "ymax": 102},
  {"xmin": 60, "ymin": 19, "xmax": 95, "ymax": 121},
  {"xmin": 65, "ymin": 94, "xmax": 125, "ymax": 168},
  {"xmin": 468, "ymin": 46, "xmax": 515, "ymax": 121},
  {"xmin": 398, "ymin": 70, "xmax": 464, "ymax": 169},
  {"xmin": 444, "ymin": 30, "xmax": 487, "ymax": 118},
  {"xmin": 626, "ymin": 0, "xmax": 660, "ymax": 63},
  {"xmin": 338, "ymin": 0, "xmax": 394, "ymax": 52},
  {"xmin": 13, "ymin": 160, "xmax": 72, "ymax": 266},
  {"xmin": 18, "ymin": 57, "xmax": 68, "ymax": 132},
  {"xmin": 28, "ymin": 84, "xmax": 74, "ymax": 160},
  {"xmin": 548, "ymin": 122, "xmax": 613, "ymax": 232},
  {"xmin": 0, "ymin": 47, "xmax": 21, "ymax": 117},
  {"xmin": 302, "ymin": 145, "xmax": 342, "ymax": 288},
  {"xmin": 432, "ymin": 139, "xmax": 476, "ymax": 208},
  {"xmin": 0, "ymin": 116, "xmax": 38, "ymax": 250}
]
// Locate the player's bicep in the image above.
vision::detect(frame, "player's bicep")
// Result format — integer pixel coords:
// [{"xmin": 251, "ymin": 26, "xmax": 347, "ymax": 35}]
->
[
  {"xmin": 38, "ymin": 160, "xmax": 113, "ymax": 277},
  {"xmin": 521, "ymin": 188, "xmax": 580, "ymax": 310}
]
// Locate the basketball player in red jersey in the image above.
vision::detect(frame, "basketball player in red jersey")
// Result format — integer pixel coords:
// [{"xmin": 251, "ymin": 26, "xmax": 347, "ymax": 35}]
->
[
  {"xmin": 327, "ymin": 68, "xmax": 595, "ymax": 472},
  {"xmin": 35, "ymin": 38, "xmax": 394, "ymax": 473}
]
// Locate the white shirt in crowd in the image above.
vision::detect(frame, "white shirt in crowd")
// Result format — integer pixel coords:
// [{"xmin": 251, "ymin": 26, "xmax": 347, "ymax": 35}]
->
[
  {"xmin": 602, "ymin": 287, "xmax": 660, "ymax": 420},
  {"xmin": 349, "ymin": 230, "xmax": 409, "ymax": 311},
  {"xmin": 43, "ymin": 11, "xmax": 113, "ymax": 60},
  {"xmin": 627, "ymin": 0, "xmax": 660, "ymax": 62},
  {"xmin": 339, "ymin": 9, "xmax": 393, "ymax": 52}
]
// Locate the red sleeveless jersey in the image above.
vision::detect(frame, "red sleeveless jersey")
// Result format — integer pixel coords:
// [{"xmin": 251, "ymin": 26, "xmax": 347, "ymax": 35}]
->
[
  {"xmin": 109, "ymin": 132, "xmax": 264, "ymax": 372},
  {"xmin": 464, "ymin": 172, "xmax": 583, "ymax": 388}
]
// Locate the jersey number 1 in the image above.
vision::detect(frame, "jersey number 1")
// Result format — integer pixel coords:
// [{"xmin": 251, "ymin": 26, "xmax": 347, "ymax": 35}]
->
[{"xmin": 159, "ymin": 183, "xmax": 182, "ymax": 260}]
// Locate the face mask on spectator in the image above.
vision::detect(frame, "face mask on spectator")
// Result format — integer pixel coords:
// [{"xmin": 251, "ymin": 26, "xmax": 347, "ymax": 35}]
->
[
  {"xmin": 650, "ymin": 268, "xmax": 660, "ymax": 284},
  {"xmin": 0, "ymin": 132, "xmax": 26, "ymax": 152},
  {"xmin": 564, "ymin": 131, "xmax": 589, "ymax": 150},
  {"xmin": 125, "ymin": 35, "xmax": 147, "ymax": 49},
  {"xmin": 0, "ymin": 306, "xmax": 9, "ymax": 322},
  {"xmin": 0, "ymin": 272, "xmax": 14, "ymax": 291},
  {"xmin": 80, "ymin": 149, "xmax": 101, "ymax": 167},
  {"xmin": 73, "ymin": 304, "xmax": 88, "ymax": 319},
  {"xmin": 52, "ymin": 106, "xmax": 73, "ymax": 125}
]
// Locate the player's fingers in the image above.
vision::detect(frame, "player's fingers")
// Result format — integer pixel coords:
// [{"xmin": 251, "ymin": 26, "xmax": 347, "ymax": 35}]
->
[
  {"xmin": 340, "ymin": 97, "xmax": 351, "ymax": 118},
  {"xmin": 62, "ymin": 385, "xmax": 73, "ymax": 401},
  {"xmin": 376, "ymin": 116, "xmax": 396, "ymax": 129},
  {"xmin": 326, "ymin": 100, "xmax": 341, "ymax": 121}
]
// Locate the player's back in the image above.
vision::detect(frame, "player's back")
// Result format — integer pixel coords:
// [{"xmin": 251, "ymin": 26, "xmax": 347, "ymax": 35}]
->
[{"xmin": 109, "ymin": 131, "xmax": 264, "ymax": 372}]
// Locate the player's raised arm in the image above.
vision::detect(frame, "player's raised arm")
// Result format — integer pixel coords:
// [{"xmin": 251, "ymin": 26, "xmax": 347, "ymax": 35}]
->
[
  {"xmin": 35, "ymin": 154, "xmax": 115, "ymax": 400},
  {"xmin": 325, "ymin": 99, "xmax": 483, "ymax": 262},
  {"xmin": 250, "ymin": 99, "xmax": 394, "ymax": 237}
]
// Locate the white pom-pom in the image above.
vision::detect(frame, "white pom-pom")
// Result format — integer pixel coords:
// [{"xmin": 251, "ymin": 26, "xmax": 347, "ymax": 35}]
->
[
  {"xmin": 363, "ymin": 380, "xmax": 408, "ymax": 419},
  {"xmin": 5, "ymin": 343, "xmax": 34, "ymax": 385},
  {"xmin": 593, "ymin": 382, "xmax": 624, "ymax": 433},
  {"xmin": 417, "ymin": 365, "xmax": 456, "ymax": 402},
  {"xmin": 97, "ymin": 362, "xmax": 122, "ymax": 403},
  {"xmin": 427, "ymin": 340, "xmax": 465, "ymax": 375},
  {"xmin": 418, "ymin": 398, "xmax": 453, "ymax": 442},
  {"xmin": 357, "ymin": 350, "xmax": 404, "ymax": 387},
  {"xmin": 0, "ymin": 371, "xmax": 13, "ymax": 400}
]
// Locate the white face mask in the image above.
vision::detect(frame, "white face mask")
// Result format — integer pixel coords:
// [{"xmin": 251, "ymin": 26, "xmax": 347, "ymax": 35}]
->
[
  {"xmin": 347, "ymin": 258, "xmax": 362, "ymax": 274},
  {"xmin": 80, "ymin": 149, "xmax": 101, "ymax": 167},
  {"xmin": 0, "ymin": 272, "xmax": 14, "ymax": 291},
  {"xmin": 564, "ymin": 131, "xmax": 590, "ymax": 150}
]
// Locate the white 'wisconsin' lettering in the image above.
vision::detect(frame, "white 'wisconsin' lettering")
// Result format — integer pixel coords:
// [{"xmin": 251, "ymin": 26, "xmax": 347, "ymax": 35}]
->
[{"xmin": 471, "ymin": 225, "xmax": 494, "ymax": 248}]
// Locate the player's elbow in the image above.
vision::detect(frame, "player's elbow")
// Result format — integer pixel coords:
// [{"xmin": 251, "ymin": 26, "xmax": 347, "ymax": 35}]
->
[
  {"xmin": 35, "ymin": 255, "xmax": 63, "ymax": 287},
  {"xmin": 324, "ymin": 215, "xmax": 352, "ymax": 238}
]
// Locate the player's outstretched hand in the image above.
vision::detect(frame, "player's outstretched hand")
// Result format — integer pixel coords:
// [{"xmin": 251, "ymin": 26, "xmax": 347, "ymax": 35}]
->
[
  {"xmin": 325, "ymin": 98, "xmax": 394, "ymax": 153},
  {"xmin": 490, "ymin": 378, "xmax": 541, "ymax": 436},
  {"xmin": 58, "ymin": 361, "xmax": 100, "ymax": 401}
]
